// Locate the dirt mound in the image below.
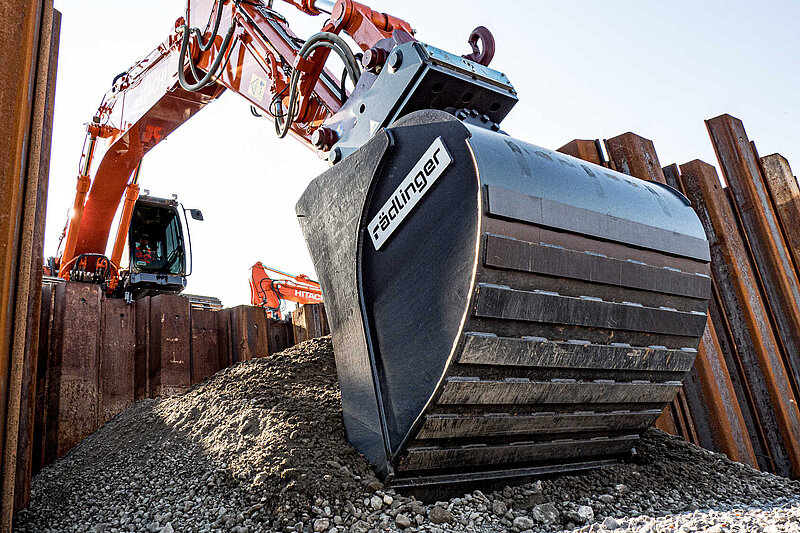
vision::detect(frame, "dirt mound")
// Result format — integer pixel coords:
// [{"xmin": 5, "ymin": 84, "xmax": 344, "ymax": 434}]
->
[
  {"xmin": 14, "ymin": 337, "xmax": 377, "ymax": 532},
  {"xmin": 14, "ymin": 336, "xmax": 800, "ymax": 533}
]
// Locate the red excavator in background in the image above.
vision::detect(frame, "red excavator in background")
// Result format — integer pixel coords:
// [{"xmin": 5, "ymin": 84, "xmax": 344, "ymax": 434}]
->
[
  {"xmin": 249, "ymin": 262, "xmax": 323, "ymax": 319},
  {"xmin": 50, "ymin": 0, "xmax": 712, "ymax": 487}
]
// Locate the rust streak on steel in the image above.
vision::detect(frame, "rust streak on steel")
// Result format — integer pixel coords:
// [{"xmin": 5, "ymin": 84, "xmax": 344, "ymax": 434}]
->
[
  {"xmin": 11, "ymin": 3, "xmax": 59, "ymax": 513},
  {"xmin": 663, "ymin": 162, "xmax": 759, "ymax": 468},
  {"xmin": 751, "ymin": 140, "xmax": 800, "ymax": 277},
  {"xmin": 654, "ymin": 409, "xmax": 679, "ymax": 435},
  {"xmin": 662, "ymin": 164, "xmax": 682, "ymax": 192},
  {"xmin": 667, "ymin": 161, "xmax": 768, "ymax": 439},
  {"xmin": 99, "ymin": 299, "xmax": 135, "ymax": 424},
  {"xmin": 149, "ymin": 295, "xmax": 192, "ymax": 397},
  {"xmin": 707, "ymin": 115, "xmax": 800, "ymax": 406},
  {"xmin": 604, "ymin": 133, "xmax": 666, "ymax": 184},
  {"xmin": 760, "ymin": 153, "xmax": 800, "ymax": 276},
  {"xmin": 31, "ymin": 283, "xmax": 55, "ymax": 476},
  {"xmin": 694, "ymin": 313, "xmax": 759, "ymax": 467},
  {"xmin": 133, "ymin": 298, "xmax": 150, "ymax": 401},
  {"xmin": 680, "ymin": 159, "xmax": 800, "ymax": 477},
  {"xmin": 557, "ymin": 139, "xmax": 608, "ymax": 168},
  {"xmin": 190, "ymin": 309, "xmax": 223, "ymax": 384},
  {"xmin": 709, "ymin": 275, "xmax": 774, "ymax": 471},
  {"xmin": 54, "ymin": 283, "xmax": 101, "ymax": 459},
  {"xmin": 673, "ymin": 389, "xmax": 700, "ymax": 445},
  {"xmin": 0, "ymin": 0, "xmax": 50, "ymax": 522}
]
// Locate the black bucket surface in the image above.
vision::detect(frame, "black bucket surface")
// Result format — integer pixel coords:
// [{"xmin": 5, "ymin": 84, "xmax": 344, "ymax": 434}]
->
[{"xmin": 297, "ymin": 110, "xmax": 710, "ymax": 485}]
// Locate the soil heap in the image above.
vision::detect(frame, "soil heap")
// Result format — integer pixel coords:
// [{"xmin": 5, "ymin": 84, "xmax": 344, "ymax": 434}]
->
[{"xmin": 14, "ymin": 337, "xmax": 800, "ymax": 533}]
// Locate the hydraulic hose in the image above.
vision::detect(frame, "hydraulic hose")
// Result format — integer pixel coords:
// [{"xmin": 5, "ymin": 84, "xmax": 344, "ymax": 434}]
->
[
  {"xmin": 340, "ymin": 52, "xmax": 363, "ymax": 103},
  {"xmin": 274, "ymin": 32, "xmax": 361, "ymax": 138},
  {"xmin": 193, "ymin": 1, "xmax": 224, "ymax": 52},
  {"xmin": 184, "ymin": 1, "xmax": 226, "ymax": 83},
  {"xmin": 177, "ymin": 10, "xmax": 236, "ymax": 92},
  {"xmin": 304, "ymin": 32, "xmax": 361, "ymax": 79}
]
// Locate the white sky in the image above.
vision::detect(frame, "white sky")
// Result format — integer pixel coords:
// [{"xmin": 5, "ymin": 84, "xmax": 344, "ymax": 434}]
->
[{"xmin": 47, "ymin": 0, "xmax": 800, "ymax": 306}]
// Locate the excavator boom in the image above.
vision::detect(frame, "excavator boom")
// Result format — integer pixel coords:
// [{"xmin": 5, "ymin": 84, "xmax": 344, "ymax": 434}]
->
[
  {"xmin": 54, "ymin": 0, "xmax": 711, "ymax": 486},
  {"xmin": 250, "ymin": 261, "xmax": 323, "ymax": 318},
  {"xmin": 56, "ymin": 0, "xmax": 413, "ymax": 285}
]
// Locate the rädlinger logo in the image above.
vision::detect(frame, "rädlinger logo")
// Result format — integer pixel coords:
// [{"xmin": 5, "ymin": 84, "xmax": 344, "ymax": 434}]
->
[{"xmin": 368, "ymin": 137, "xmax": 453, "ymax": 250}]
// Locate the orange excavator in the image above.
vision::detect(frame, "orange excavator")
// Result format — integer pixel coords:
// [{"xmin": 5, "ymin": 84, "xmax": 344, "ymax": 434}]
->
[
  {"xmin": 52, "ymin": 0, "xmax": 712, "ymax": 487},
  {"xmin": 249, "ymin": 262, "xmax": 323, "ymax": 319}
]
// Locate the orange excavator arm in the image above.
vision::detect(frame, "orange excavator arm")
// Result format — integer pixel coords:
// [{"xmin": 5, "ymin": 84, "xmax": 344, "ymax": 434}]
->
[
  {"xmin": 249, "ymin": 261, "xmax": 323, "ymax": 318},
  {"xmin": 55, "ymin": 0, "xmax": 415, "ymax": 286}
]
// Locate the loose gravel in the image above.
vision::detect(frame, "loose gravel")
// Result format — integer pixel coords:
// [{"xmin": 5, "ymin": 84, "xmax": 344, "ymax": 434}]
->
[{"xmin": 14, "ymin": 336, "xmax": 800, "ymax": 532}]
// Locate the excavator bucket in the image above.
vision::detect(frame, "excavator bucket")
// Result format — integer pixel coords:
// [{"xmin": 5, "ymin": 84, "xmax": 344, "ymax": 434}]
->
[{"xmin": 297, "ymin": 108, "xmax": 711, "ymax": 487}]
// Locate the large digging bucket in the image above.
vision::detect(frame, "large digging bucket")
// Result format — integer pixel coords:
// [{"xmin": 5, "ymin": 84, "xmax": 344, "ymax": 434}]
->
[{"xmin": 297, "ymin": 109, "xmax": 711, "ymax": 487}]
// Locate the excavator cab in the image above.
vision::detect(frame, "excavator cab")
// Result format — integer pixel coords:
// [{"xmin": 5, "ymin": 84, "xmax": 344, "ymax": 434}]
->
[{"xmin": 121, "ymin": 194, "xmax": 199, "ymax": 300}]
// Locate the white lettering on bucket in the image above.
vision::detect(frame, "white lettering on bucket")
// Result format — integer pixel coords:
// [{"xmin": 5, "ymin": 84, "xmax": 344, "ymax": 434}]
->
[{"xmin": 368, "ymin": 136, "xmax": 452, "ymax": 250}]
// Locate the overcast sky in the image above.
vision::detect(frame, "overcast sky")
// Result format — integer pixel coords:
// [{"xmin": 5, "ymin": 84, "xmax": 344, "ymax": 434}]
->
[{"xmin": 47, "ymin": 0, "xmax": 800, "ymax": 306}]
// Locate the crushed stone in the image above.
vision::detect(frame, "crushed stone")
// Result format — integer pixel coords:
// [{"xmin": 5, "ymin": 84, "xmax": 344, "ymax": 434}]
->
[{"xmin": 14, "ymin": 336, "xmax": 800, "ymax": 532}]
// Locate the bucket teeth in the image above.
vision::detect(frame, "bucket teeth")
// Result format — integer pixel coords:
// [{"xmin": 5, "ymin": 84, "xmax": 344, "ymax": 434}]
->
[{"xmin": 297, "ymin": 110, "xmax": 710, "ymax": 485}]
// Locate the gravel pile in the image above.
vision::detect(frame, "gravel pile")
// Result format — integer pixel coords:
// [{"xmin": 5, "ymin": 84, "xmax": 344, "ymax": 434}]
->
[{"xmin": 14, "ymin": 336, "xmax": 800, "ymax": 532}]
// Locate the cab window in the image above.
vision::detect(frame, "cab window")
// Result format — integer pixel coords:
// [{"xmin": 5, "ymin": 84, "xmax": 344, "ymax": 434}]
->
[{"xmin": 130, "ymin": 203, "xmax": 185, "ymax": 275}]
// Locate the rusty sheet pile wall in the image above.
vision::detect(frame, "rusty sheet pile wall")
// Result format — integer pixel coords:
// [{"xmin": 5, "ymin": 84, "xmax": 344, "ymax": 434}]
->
[
  {"xmin": 30, "ymin": 286, "xmax": 329, "ymax": 479},
  {"xmin": 0, "ymin": 0, "xmax": 60, "ymax": 525},
  {"xmin": 291, "ymin": 302, "xmax": 330, "ymax": 344},
  {"xmin": 559, "ymin": 114, "xmax": 800, "ymax": 478}
]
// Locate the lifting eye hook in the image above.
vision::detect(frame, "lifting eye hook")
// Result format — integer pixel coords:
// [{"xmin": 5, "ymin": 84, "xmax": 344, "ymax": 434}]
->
[{"xmin": 462, "ymin": 26, "xmax": 495, "ymax": 67}]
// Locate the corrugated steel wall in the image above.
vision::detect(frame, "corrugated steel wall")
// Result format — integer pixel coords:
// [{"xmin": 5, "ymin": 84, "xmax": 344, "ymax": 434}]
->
[
  {"xmin": 7, "ymin": 275, "xmax": 325, "ymax": 520},
  {"xmin": 32, "ymin": 285, "xmax": 305, "ymax": 473},
  {"xmin": 0, "ymin": 0, "xmax": 59, "ymax": 526}
]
